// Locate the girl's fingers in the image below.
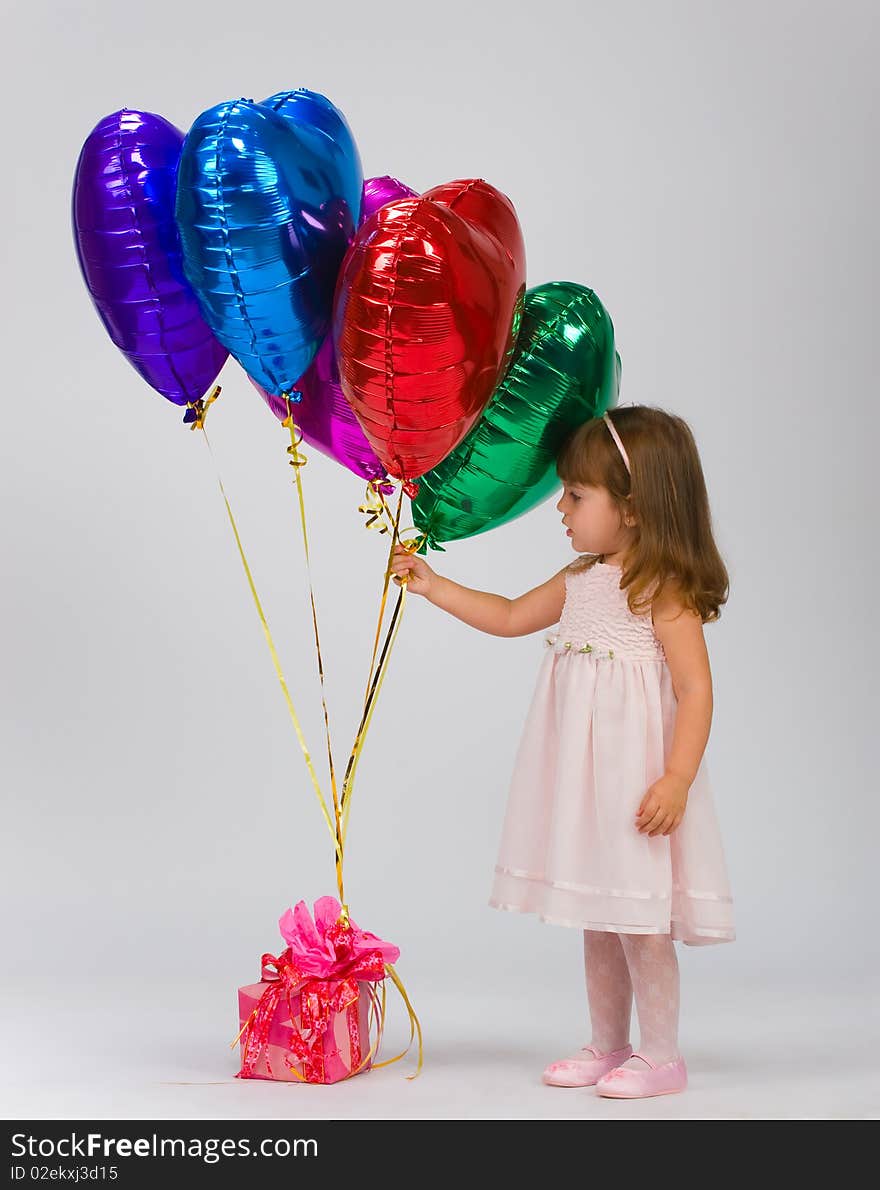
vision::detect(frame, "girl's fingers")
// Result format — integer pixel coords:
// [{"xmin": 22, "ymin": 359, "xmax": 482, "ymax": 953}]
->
[
  {"xmin": 657, "ymin": 814, "xmax": 677, "ymax": 836},
  {"xmin": 639, "ymin": 808, "xmax": 665, "ymax": 833}
]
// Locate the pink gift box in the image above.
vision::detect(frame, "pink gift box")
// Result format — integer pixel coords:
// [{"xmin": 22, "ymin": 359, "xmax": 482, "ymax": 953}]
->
[
  {"xmin": 237, "ymin": 972, "xmax": 374, "ymax": 1084},
  {"xmin": 235, "ymin": 895, "xmax": 400, "ymax": 1085}
]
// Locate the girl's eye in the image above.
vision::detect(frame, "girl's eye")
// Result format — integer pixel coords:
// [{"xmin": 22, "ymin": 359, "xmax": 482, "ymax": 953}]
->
[{"xmin": 571, "ymin": 494, "xmax": 580, "ymax": 501}]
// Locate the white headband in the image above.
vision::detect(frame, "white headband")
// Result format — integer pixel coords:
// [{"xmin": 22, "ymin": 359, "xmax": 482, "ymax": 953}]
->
[{"xmin": 602, "ymin": 411, "xmax": 631, "ymax": 474}]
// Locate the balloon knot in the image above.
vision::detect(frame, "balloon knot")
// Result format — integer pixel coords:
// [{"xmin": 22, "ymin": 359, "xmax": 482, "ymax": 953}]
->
[{"xmin": 183, "ymin": 385, "xmax": 221, "ymax": 430}]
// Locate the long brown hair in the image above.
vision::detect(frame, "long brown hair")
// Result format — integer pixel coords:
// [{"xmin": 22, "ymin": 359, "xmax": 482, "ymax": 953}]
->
[{"xmin": 555, "ymin": 406, "xmax": 729, "ymax": 623}]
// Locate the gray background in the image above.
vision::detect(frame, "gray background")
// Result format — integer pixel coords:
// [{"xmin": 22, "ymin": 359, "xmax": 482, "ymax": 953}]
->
[{"xmin": 2, "ymin": 0, "xmax": 876, "ymax": 1119}]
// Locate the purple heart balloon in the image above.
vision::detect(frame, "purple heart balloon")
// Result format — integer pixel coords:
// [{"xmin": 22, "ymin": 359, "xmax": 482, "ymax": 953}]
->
[
  {"xmin": 252, "ymin": 175, "xmax": 417, "ymax": 481},
  {"xmin": 72, "ymin": 109, "xmax": 228, "ymax": 407}
]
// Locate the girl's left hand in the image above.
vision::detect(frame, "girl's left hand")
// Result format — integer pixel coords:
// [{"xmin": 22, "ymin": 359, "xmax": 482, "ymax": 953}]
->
[{"xmin": 635, "ymin": 773, "xmax": 690, "ymax": 836}]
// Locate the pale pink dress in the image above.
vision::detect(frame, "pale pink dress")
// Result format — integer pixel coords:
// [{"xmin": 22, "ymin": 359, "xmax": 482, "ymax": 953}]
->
[{"xmin": 489, "ymin": 558, "xmax": 736, "ymax": 945}]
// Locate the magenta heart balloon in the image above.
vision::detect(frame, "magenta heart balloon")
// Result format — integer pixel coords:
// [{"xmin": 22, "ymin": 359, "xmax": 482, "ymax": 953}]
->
[
  {"xmin": 251, "ymin": 175, "xmax": 416, "ymax": 482},
  {"xmin": 249, "ymin": 336, "xmax": 388, "ymax": 483}
]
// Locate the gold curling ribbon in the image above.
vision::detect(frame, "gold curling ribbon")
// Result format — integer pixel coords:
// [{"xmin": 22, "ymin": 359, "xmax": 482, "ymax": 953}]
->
[
  {"xmin": 344, "ymin": 963, "xmax": 423, "ymax": 1079},
  {"xmin": 353, "ymin": 483, "xmax": 406, "ymax": 744},
  {"xmin": 194, "ymin": 417, "xmax": 339, "ymax": 861},
  {"xmin": 340, "ymin": 484, "xmax": 426, "ymax": 843},
  {"xmin": 281, "ymin": 395, "xmax": 347, "ymax": 909},
  {"xmin": 355, "ymin": 479, "xmax": 404, "ymax": 741},
  {"xmin": 340, "ymin": 574, "xmax": 407, "ymax": 846},
  {"xmin": 358, "ymin": 480, "xmax": 394, "ymax": 535},
  {"xmin": 371, "ymin": 962, "xmax": 424, "ymax": 1078},
  {"xmin": 338, "ymin": 489, "xmax": 405, "ymax": 840},
  {"xmin": 184, "ymin": 384, "xmax": 221, "ymax": 430},
  {"xmin": 357, "ymin": 478, "xmax": 426, "ymax": 709}
]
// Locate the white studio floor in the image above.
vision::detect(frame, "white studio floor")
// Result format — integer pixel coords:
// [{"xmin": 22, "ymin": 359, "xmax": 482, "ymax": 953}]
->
[{"xmin": 2, "ymin": 975, "xmax": 876, "ymax": 1121}]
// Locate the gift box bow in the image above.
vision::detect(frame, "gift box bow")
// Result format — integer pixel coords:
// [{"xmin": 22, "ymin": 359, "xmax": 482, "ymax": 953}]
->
[{"xmin": 277, "ymin": 894, "xmax": 400, "ymax": 977}]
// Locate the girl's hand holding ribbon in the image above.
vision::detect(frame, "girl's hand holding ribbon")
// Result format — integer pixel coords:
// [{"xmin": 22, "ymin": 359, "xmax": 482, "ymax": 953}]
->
[
  {"xmin": 390, "ymin": 544, "xmax": 437, "ymax": 598},
  {"xmin": 635, "ymin": 773, "xmax": 690, "ymax": 836}
]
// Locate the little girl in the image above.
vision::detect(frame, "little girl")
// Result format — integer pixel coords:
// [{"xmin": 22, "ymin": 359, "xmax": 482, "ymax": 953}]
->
[{"xmin": 390, "ymin": 404, "xmax": 735, "ymax": 1100}]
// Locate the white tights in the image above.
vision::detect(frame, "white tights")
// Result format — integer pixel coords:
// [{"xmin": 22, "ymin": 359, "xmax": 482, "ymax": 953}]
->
[{"xmin": 583, "ymin": 929, "xmax": 680, "ymax": 1070}]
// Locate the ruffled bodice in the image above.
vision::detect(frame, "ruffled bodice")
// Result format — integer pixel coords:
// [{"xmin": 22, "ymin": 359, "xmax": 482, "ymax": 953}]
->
[{"xmin": 545, "ymin": 560, "xmax": 666, "ymax": 663}]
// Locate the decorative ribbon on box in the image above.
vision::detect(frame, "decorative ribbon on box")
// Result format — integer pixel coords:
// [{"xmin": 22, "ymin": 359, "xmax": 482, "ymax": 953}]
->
[{"xmin": 234, "ymin": 896, "xmax": 406, "ymax": 1084}]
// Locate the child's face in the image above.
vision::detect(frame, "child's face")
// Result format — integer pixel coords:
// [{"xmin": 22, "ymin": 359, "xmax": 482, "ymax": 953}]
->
[{"xmin": 556, "ymin": 482, "xmax": 631, "ymax": 556}]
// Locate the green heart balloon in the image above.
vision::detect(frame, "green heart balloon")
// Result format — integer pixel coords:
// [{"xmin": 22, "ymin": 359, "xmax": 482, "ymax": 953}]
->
[{"xmin": 410, "ymin": 281, "xmax": 620, "ymax": 553}]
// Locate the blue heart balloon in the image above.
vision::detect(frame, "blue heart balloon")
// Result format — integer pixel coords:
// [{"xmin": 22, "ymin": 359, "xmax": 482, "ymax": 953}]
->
[{"xmin": 175, "ymin": 92, "xmax": 362, "ymax": 399}]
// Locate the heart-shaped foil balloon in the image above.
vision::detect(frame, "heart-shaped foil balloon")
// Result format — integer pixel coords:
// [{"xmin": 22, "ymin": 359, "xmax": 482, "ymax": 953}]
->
[
  {"xmin": 332, "ymin": 179, "xmax": 526, "ymax": 491},
  {"xmin": 72, "ymin": 109, "xmax": 228, "ymax": 408},
  {"xmin": 175, "ymin": 93, "xmax": 362, "ymax": 399},
  {"xmin": 410, "ymin": 282, "xmax": 621, "ymax": 552}
]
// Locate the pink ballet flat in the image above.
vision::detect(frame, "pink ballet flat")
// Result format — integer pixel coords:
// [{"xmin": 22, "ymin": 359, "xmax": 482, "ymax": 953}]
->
[
  {"xmin": 595, "ymin": 1051, "xmax": 688, "ymax": 1098},
  {"xmin": 542, "ymin": 1044, "xmax": 634, "ymax": 1087}
]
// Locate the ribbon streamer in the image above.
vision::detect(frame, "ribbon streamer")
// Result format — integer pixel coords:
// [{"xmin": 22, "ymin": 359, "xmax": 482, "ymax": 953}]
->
[
  {"xmin": 340, "ymin": 486, "xmax": 426, "ymax": 840},
  {"xmin": 281, "ymin": 396, "xmax": 347, "ymax": 908},
  {"xmin": 194, "ymin": 417, "xmax": 339, "ymax": 857},
  {"xmin": 184, "ymin": 383, "xmax": 221, "ymax": 429},
  {"xmin": 358, "ymin": 479, "xmax": 396, "ymax": 535}
]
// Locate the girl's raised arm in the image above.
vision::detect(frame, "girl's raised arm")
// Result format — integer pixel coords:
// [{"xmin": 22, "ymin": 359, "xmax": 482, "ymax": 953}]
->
[
  {"xmin": 504, "ymin": 566, "xmax": 569, "ymax": 637},
  {"xmin": 390, "ymin": 546, "xmax": 569, "ymax": 638}
]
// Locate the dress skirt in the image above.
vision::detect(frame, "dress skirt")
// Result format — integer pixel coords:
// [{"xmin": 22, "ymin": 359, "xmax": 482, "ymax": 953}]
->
[{"xmin": 489, "ymin": 644, "xmax": 736, "ymax": 946}]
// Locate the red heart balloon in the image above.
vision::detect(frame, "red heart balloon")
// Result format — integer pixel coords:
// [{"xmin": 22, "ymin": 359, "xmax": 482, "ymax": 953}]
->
[{"xmin": 333, "ymin": 179, "xmax": 526, "ymax": 492}]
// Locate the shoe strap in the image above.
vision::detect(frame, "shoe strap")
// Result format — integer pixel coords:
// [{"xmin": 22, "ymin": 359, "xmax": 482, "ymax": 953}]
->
[
  {"xmin": 630, "ymin": 1051, "xmax": 658, "ymax": 1069},
  {"xmin": 583, "ymin": 1044, "xmax": 633, "ymax": 1060}
]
